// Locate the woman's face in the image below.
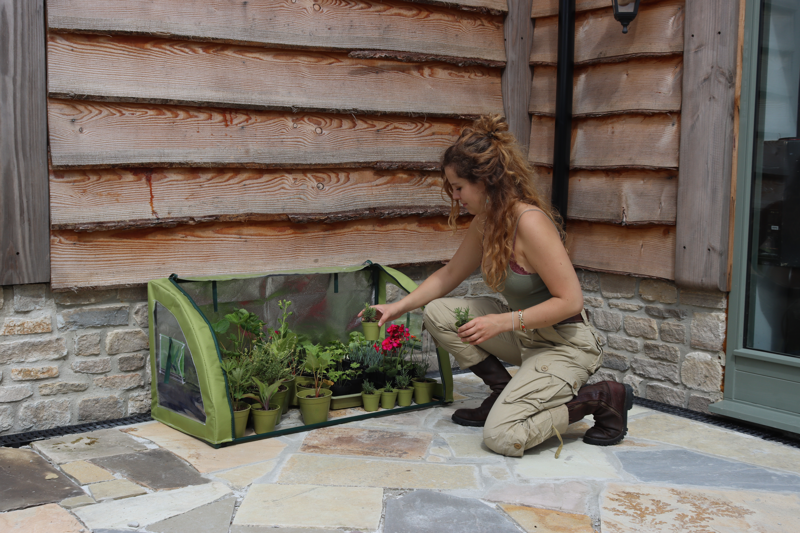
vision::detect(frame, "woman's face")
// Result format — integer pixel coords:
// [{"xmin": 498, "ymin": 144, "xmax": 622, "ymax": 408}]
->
[{"xmin": 445, "ymin": 166, "xmax": 487, "ymax": 215}]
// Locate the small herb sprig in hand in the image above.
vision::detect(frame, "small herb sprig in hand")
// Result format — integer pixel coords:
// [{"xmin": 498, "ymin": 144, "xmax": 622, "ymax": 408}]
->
[
  {"xmin": 454, "ymin": 307, "xmax": 473, "ymax": 328},
  {"xmin": 361, "ymin": 302, "xmax": 378, "ymax": 323}
]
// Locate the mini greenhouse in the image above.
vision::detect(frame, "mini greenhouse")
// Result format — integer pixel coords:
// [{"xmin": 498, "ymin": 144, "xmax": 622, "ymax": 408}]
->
[{"xmin": 146, "ymin": 262, "xmax": 454, "ymax": 446}]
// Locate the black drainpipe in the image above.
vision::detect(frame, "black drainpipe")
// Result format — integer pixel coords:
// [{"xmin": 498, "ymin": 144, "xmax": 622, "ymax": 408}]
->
[{"xmin": 551, "ymin": 0, "xmax": 576, "ymax": 224}]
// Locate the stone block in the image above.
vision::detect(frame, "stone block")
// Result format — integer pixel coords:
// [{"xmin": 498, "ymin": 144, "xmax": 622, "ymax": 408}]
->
[
  {"xmin": 54, "ymin": 289, "xmax": 116, "ymax": 306},
  {"xmin": 0, "ymin": 405, "xmax": 13, "ymax": 431},
  {"xmin": 11, "ymin": 366, "xmax": 59, "ymax": 380},
  {"xmin": 75, "ymin": 332, "xmax": 101, "ymax": 356},
  {"xmin": 600, "ymin": 351, "xmax": 630, "ymax": 371},
  {"xmin": 587, "ymin": 369, "xmax": 619, "ymax": 385},
  {"xmin": 106, "ymin": 329, "xmax": 149, "ymax": 354},
  {"xmin": 578, "ymin": 270, "xmax": 599, "ymax": 292},
  {"xmin": 609, "ymin": 301, "xmax": 642, "ymax": 311},
  {"xmin": 646, "ymin": 382, "xmax": 685, "ymax": 406},
  {"xmin": 72, "ymin": 358, "xmax": 112, "ymax": 374},
  {"xmin": 589, "ymin": 309, "xmax": 622, "ymax": 332},
  {"xmin": 0, "ymin": 337, "xmax": 67, "ymax": 364},
  {"xmin": 644, "ymin": 342, "xmax": 680, "ymax": 363},
  {"xmin": 0, "ymin": 315, "xmax": 52, "ymax": 336},
  {"xmin": 0, "ymin": 384, "xmax": 33, "ymax": 402},
  {"xmin": 632, "ymin": 358, "xmax": 679, "ymax": 384},
  {"xmin": 117, "ymin": 286, "xmax": 148, "ymax": 302},
  {"xmin": 446, "ymin": 282, "xmax": 468, "ymax": 298},
  {"xmin": 645, "ymin": 306, "xmax": 688, "ymax": 320},
  {"xmin": 13, "ymin": 284, "xmax": 46, "ymax": 312},
  {"xmin": 691, "ymin": 313, "xmax": 726, "ymax": 351},
  {"xmin": 660, "ymin": 322, "xmax": 686, "ymax": 343},
  {"xmin": 89, "ymin": 479, "xmax": 147, "ymax": 501},
  {"xmin": 599, "ymin": 273, "xmax": 636, "ymax": 298},
  {"xmin": 118, "ymin": 353, "xmax": 146, "ymax": 371},
  {"xmin": 681, "ymin": 289, "xmax": 727, "ymax": 309},
  {"xmin": 468, "ymin": 280, "xmax": 494, "ymax": 296},
  {"xmin": 639, "ymin": 279, "xmax": 678, "ymax": 304},
  {"xmin": 681, "ymin": 351, "xmax": 722, "ymax": 392},
  {"xmin": 687, "ymin": 394, "xmax": 716, "ymax": 413},
  {"xmin": 624, "ymin": 316, "xmax": 658, "ymax": 339},
  {"xmin": 623, "ymin": 374, "xmax": 644, "ymax": 396},
  {"xmin": 93, "ymin": 373, "xmax": 144, "ymax": 390},
  {"xmin": 18, "ymin": 399, "xmax": 71, "ymax": 430},
  {"xmin": 0, "ymin": 288, "xmax": 3, "ymax": 309},
  {"xmin": 58, "ymin": 305, "xmax": 129, "ymax": 331},
  {"xmin": 583, "ymin": 296, "xmax": 604, "ymax": 308},
  {"xmin": 39, "ymin": 382, "xmax": 89, "ymax": 396},
  {"xmin": 132, "ymin": 303, "xmax": 149, "ymax": 328},
  {"xmin": 383, "ymin": 491, "xmax": 521, "ymax": 533},
  {"xmin": 78, "ymin": 395, "xmax": 123, "ymax": 421},
  {"xmin": 608, "ymin": 334, "xmax": 640, "ymax": 353},
  {"xmin": 127, "ymin": 391, "xmax": 151, "ymax": 415}
]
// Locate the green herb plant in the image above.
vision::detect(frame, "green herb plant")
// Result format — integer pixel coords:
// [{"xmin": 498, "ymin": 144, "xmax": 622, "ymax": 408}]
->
[
  {"xmin": 395, "ymin": 371, "xmax": 411, "ymax": 390},
  {"xmin": 250, "ymin": 377, "xmax": 282, "ymax": 411},
  {"xmin": 302, "ymin": 344, "xmax": 333, "ymax": 397},
  {"xmin": 454, "ymin": 307, "xmax": 473, "ymax": 328},
  {"xmin": 220, "ymin": 358, "xmax": 253, "ymax": 410},
  {"xmin": 383, "ymin": 380, "xmax": 395, "ymax": 393},
  {"xmin": 361, "ymin": 302, "xmax": 378, "ymax": 323},
  {"xmin": 213, "ymin": 308, "xmax": 267, "ymax": 358},
  {"xmin": 362, "ymin": 380, "xmax": 377, "ymax": 395}
]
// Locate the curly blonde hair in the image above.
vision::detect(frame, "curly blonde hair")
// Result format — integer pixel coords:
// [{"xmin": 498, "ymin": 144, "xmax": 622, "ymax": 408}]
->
[{"xmin": 442, "ymin": 115, "xmax": 565, "ymax": 292}]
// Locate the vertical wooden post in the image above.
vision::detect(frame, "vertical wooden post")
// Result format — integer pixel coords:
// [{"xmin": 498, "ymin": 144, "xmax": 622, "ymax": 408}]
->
[
  {"xmin": 0, "ymin": 0, "xmax": 50, "ymax": 285},
  {"xmin": 675, "ymin": 0, "xmax": 741, "ymax": 291},
  {"xmin": 502, "ymin": 0, "xmax": 534, "ymax": 151}
]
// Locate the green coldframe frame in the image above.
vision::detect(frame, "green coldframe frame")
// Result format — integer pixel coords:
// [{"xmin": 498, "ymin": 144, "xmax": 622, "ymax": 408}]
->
[
  {"xmin": 147, "ymin": 262, "xmax": 454, "ymax": 447},
  {"xmin": 709, "ymin": 0, "xmax": 800, "ymax": 434}
]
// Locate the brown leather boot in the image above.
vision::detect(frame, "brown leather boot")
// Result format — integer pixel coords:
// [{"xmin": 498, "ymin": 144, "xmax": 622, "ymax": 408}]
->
[
  {"xmin": 451, "ymin": 355, "xmax": 512, "ymax": 427},
  {"xmin": 566, "ymin": 381, "xmax": 634, "ymax": 446}
]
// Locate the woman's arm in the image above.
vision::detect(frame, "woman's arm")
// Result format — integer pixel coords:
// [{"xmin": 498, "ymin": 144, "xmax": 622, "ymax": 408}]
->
[
  {"xmin": 457, "ymin": 209, "xmax": 584, "ymax": 344},
  {"xmin": 369, "ymin": 216, "xmax": 484, "ymax": 326}
]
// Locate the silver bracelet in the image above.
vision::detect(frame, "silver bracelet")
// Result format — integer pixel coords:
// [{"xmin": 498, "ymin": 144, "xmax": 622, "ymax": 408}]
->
[{"xmin": 511, "ymin": 311, "xmax": 515, "ymax": 332}]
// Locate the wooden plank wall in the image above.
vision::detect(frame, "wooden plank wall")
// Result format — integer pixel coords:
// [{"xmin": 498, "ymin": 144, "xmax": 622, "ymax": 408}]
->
[
  {"xmin": 529, "ymin": 0, "xmax": 684, "ymax": 279},
  {"xmin": 0, "ymin": 0, "xmax": 50, "ymax": 285},
  {"xmin": 46, "ymin": 0, "xmax": 508, "ymax": 289}
]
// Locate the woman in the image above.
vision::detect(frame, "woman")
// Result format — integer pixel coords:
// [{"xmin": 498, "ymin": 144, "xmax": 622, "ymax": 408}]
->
[{"xmin": 369, "ymin": 115, "xmax": 633, "ymax": 457}]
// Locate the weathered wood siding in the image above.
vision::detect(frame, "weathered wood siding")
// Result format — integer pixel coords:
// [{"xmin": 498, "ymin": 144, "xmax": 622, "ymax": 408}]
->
[
  {"xmin": 46, "ymin": 0, "xmax": 502, "ymax": 289},
  {"xmin": 529, "ymin": 0, "xmax": 684, "ymax": 279}
]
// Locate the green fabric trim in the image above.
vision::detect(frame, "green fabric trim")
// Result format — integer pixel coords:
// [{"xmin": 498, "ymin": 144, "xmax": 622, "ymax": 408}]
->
[{"xmin": 173, "ymin": 263, "xmax": 370, "ymax": 282}]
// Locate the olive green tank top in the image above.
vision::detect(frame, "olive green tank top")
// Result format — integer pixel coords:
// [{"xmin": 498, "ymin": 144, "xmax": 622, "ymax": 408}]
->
[{"xmin": 482, "ymin": 209, "xmax": 553, "ymax": 310}]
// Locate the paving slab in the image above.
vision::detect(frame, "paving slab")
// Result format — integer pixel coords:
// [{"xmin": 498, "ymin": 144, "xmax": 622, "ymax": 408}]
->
[
  {"xmin": 32, "ymin": 428, "xmax": 149, "ymax": 464},
  {"xmin": 0, "ymin": 448, "xmax": 84, "ymax": 512},
  {"xmin": 61, "ymin": 460, "xmax": 115, "ymax": 484},
  {"xmin": 484, "ymin": 481, "xmax": 592, "ymax": 515},
  {"xmin": 357, "ymin": 410, "xmax": 429, "ymax": 430},
  {"xmin": 514, "ymin": 437, "xmax": 621, "ymax": 480},
  {"xmin": 147, "ymin": 495, "xmax": 237, "ymax": 533},
  {"xmin": 300, "ymin": 426, "xmax": 433, "ymax": 460},
  {"xmin": 628, "ymin": 412, "xmax": 800, "ymax": 475},
  {"xmin": 123, "ymin": 422, "xmax": 287, "ymax": 473},
  {"xmin": 616, "ymin": 448, "xmax": 800, "ymax": 491},
  {"xmin": 499, "ymin": 504, "xmax": 594, "ymax": 533},
  {"xmin": 230, "ymin": 527, "xmax": 352, "ymax": 533},
  {"xmin": 0, "ymin": 503, "xmax": 86, "ymax": 533},
  {"xmin": 233, "ymin": 484, "xmax": 383, "ymax": 530},
  {"xmin": 59, "ymin": 494, "xmax": 96, "ymax": 509},
  {"xmin": 75, "ymin": 481, "xmax": 232, "ymax": 530},
  {"xmin": 482, "ymin": 464, "xmax": 512, "ymax": 481},
  {"xmin": 601, "ymin": 482, "xmax": 799, "ymax": 532},
  {"xmin": 277, "ymin": 454, "xmax": 479, "ymax": 489},
  {"xmin": 383, "ymin": 490, "xmax": 521, "ymax": 533},
  {"xmin": 89, "ymin": 448, "xmax": 208, "ymax": 490},
  {"xmin": 88, "ymin": 479, "xmax": 148, "ymax": 501},
  {"xmin": 214, "ymin": 460, "xmax": 277, "ymax": 489},
  {"xmin": 441, "ymin": 432, "xmax": 498, "ymax": 458}
]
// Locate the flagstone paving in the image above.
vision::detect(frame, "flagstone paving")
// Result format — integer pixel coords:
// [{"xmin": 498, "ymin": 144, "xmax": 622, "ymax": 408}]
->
[{"xmin": 2, "ymin": 372, "xmax": 800, "ymax": 532}]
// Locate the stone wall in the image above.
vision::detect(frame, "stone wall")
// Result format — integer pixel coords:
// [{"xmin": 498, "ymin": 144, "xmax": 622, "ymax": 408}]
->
[{"xmin": 0, "ymin": 284, "xmax": 151, "ymax": 435}]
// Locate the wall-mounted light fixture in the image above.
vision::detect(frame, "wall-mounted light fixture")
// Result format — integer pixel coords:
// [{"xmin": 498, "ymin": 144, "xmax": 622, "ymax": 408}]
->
[{"xmin": 612, "ymin": 0, "xmax": 640, "ymax": 33}]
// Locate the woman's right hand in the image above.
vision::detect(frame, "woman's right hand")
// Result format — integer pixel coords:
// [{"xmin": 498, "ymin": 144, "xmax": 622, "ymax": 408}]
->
[{"xmin": 359, "ymin": 302, "xmax": 407, "ymax": 327}]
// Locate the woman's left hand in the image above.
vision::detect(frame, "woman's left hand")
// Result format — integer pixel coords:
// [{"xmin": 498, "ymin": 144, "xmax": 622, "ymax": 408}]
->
[{"xmin": 458, "ymin": 313, "xmax": 509, "ymax": 345}]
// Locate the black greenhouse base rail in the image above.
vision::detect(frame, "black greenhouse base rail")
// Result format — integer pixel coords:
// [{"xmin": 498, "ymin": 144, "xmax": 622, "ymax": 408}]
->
[{"xmin": 0, "ymin": 413, "xmax": 153, "ymax": 448}]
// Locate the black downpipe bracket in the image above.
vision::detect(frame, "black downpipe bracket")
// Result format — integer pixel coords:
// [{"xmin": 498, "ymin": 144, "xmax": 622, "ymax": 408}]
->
[{"xmin": 551, "ymin": 0, "xmax": 576, "ymax": 224}]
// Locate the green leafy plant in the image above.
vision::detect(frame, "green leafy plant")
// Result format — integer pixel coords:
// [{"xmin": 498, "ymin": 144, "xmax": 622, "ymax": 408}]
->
[
  {"xmin": 362, "ymin": 380, "xmax": 377, "ymax": 395},
  {"xmin": 454, "ymin": 307, "xmax": 473, "ymax": 328},
  {"xmin": 250, "ymin": 377, "xmax": 282, "ymax": 411},
  {"xmin": 383, "ymin": 381, "xmax": 395, "ymax": 393},
  {"xmin": 302, "ymin": 344, "xmax": 333, "ymax": 397},
  {"xmin": 250, "ymin": 341, "xmax": 290, "ymax": 391},
  {"xmin": 361, "ymin": 302, "xmax": 378, "ymax": 323},
  {"xmin": 395, "ymin": 372, "xmax": 411, "ymax": 390},
  {"xmin": 220, "ymin": 358, "xmax": 253, "ymax": 410},
  {"xmin": 212, "ymin": 308, "xmax": 267, "ymax": 358}
]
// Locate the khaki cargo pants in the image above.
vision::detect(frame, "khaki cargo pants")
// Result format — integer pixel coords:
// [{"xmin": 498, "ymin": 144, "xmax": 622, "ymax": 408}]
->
[{"xmin": 423, "ymin": 297, "xmax": 604, "ymax": 457}]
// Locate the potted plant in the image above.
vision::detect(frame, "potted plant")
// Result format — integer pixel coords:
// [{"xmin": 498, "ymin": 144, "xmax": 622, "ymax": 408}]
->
[
  {"xmin": 411, "ymin": 355, "xmax": 436, "ymax": 405},
  {"xmin": 212, "ymin": 308, "xmax": 269, "ymax": 358},
  {"xmin": 395, "ymin": 372, "xmax": 414, "ymax": 407},
  {"xmin": 220, "ymin": 358, "xmax": 254, "ymax": 438},
  {"xmin": 380, "ymin": 380, "xmax": 398, "ymax": 409},
  {"xmin": 248, "ymin": 377, "xmax": 282, "ymax": 434},
  {"xmin": 361, "ymin": 380, "xmax": 380, "ymax": 412},
  {"xmin": 454, "ymin": 307, "xmax": 473, "ymax": 343},
  {"xmin": 361, "ymin": 302, "xmax": 380, "ymax": 341},
  {"xmin": 296, "ymin": 345, "xmax": 333, "ymax": 425}
]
